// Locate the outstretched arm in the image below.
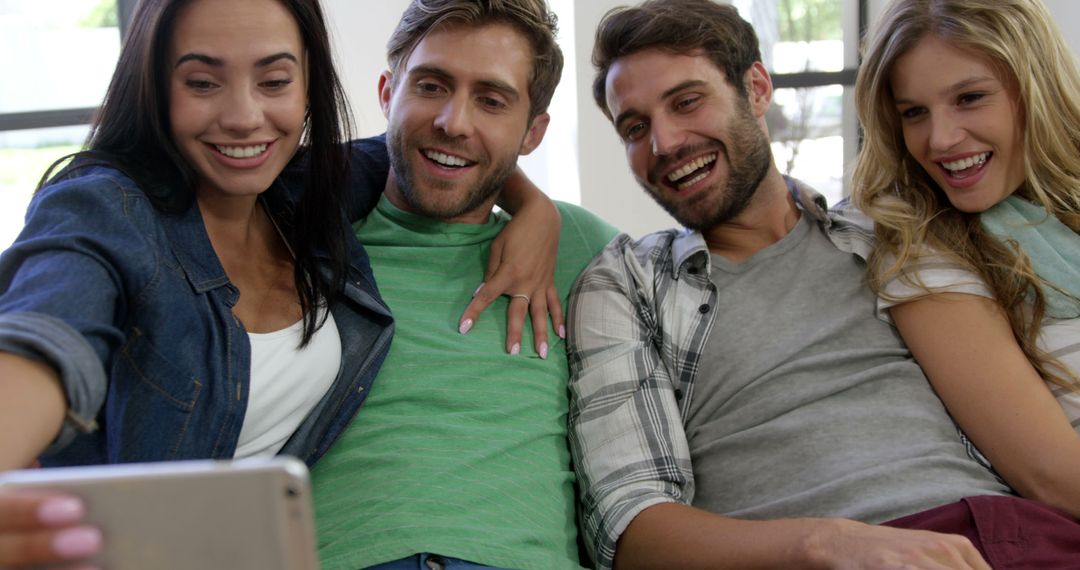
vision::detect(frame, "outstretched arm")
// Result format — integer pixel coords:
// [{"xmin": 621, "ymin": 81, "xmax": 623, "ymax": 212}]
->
[
  {"xmin": 891, "ymin": 292, "xmax": 1080, "ymax": 517},
  {"xmin": 459, "ymin": 166, "xmax": 561, "ymax": 357},
  {"xmin": 0, "ymin": 352, "xmax": 102, "ymax": 567},
  {"xmin": 0, "ymin": 353, "xmax": 66, "ymax": 471}
]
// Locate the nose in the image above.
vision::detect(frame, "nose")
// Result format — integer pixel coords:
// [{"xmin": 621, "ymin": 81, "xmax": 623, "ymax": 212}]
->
[
  {"xmin": 649, "ymin": 117, "xmax": 686, "ymax": 157},
  {"xmin": 433, "ymin": 93, "xmax": 474, "ymax": 139},
  {"xmin": 219, "ymin": 86, "xmax": 263, "ymax": 136},
  {"xmin": 928, "ymin": 111, "xmax": 964, "ymax": 153}
]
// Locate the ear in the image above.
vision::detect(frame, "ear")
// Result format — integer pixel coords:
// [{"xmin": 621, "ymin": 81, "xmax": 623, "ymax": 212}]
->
[
  {"xmin": 378, "ymin": 70, "xmax": 394, "ymax": 118},
  {"xmin": 744, "ymin": 61, "xmax": 773, "ymax": 118},
  {"xmin": 518, "ymin": 112, "xmax": 550, "ymax": 156}
]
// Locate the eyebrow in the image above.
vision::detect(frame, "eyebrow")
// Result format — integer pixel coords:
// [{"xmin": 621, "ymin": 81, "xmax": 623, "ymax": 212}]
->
[
  {"xmin": 407, "ymin": 64, "xmax": 521, "ymax": 102},
  {"xmin": 893, "ymin": 75, "xmax": 996, "ymax": 106},
  {"xmin": 174, "ymin": 52, "xmax": 298, "ymax": 69},
  {"xmin": 613, "ymin": 79, "xmax": 708, "ymax": 129}
]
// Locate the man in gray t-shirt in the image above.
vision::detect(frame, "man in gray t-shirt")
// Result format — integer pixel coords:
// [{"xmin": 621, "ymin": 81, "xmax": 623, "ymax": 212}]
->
[{"xmin": 566, "ymin": 1, "xmax": 1080, "ymax": 569}]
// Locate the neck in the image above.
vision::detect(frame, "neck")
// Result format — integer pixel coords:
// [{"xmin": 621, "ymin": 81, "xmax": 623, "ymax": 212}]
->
[
  {"xmin": 701, "ymin": 168, "xmax": 801, "ymax": 263},
  {"xmin": 384, "ymin": 170, "xmax": 497, "ymax": 225},
  {"xmin": 197, "ymin": 191, "xmax": 270, "ymax": 255}
]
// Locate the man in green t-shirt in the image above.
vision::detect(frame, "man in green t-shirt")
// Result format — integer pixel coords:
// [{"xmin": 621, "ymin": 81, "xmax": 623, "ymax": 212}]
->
[{"xmin": 311, "ymin": 2, "xmax": 618, "ymax": 569}]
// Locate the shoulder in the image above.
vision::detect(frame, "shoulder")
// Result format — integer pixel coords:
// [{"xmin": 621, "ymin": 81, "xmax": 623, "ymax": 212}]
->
[
  {"xmin": 32, "ymin": 164, "xmax": 155, "ymax": 221},
  {"xmin": 554, "ymin": 201, "xmax": 618, "ymax": 241},
  {"xmin": 583, "ymin": 227, "xmax": 689, "ymax": 281}
]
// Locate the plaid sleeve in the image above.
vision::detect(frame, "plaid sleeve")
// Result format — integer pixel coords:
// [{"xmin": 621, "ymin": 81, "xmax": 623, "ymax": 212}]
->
[{"xmin": 567, "ymin": 235, "xmax": 695, "ymax": 570}]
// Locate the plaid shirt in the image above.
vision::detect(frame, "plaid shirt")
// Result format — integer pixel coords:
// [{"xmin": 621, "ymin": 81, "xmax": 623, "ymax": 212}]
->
[{"xmin": 566, "ymin": 179, "xmax": 875, "ymax": 570}]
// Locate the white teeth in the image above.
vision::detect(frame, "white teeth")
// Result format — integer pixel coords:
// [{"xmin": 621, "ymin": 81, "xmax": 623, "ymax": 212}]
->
[
  {"xmin": 678, "ymin": 171, "xmax": 710, "ymax": 190},
  {"xmin": 941, "ymin": 152, "xmax": 989, "ymax": 172},
  {"xmin": 215, "ymin": 144, "xmax": 268, "ymax": 158},
  {"xmin": 667, "ymin": 154, "xmax": 717, "ymax": 183},
  {"xmin": 424, "ymin": 150, "xmax": 469, "ymax": 167}
]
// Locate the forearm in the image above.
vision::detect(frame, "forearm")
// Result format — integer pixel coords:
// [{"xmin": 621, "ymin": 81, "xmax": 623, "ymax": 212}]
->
[
  {"xmin": 0, "ymin": 352, "xmax": 66, "ymax": 470},
  {"xmin": 614, "ymin": 503, "xmax": 830, "ymax": 570},
  {"xmin": 614, "ymin": 503, "xmax": 988, "ymax": 570}
]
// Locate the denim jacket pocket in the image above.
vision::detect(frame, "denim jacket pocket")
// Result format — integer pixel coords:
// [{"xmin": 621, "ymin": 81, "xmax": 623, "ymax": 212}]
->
[{"xmin": 114, "ymin": 326, "xmax": 204, "ymax": 459}]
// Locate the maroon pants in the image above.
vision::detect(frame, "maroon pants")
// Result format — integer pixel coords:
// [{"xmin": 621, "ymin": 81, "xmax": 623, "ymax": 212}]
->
[{"xmin": 884, "ymin": 495, "xmax": 1080, "ymax": 568}]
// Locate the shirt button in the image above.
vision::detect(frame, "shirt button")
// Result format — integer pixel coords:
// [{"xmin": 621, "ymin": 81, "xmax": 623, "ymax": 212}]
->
[
  {"xmin": 698, "ymin": 304, "xmax": 711, "ymax": 314},
  {"xmin": 674, "ymin": 388, "xmax": 684, "ymax": 401}
]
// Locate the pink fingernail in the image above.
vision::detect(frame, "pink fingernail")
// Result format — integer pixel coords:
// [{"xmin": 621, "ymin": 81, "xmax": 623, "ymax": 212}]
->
[
  {"xmin": 52, "ymin": 527, "xmax": 102, "ymax": 559},
  {"xmin": 539, "ymin": 342, "xmax": 549, "ymax": 360},
  {"xmin": 459, "ymin": 319, "xmax": 473, "ymax": 334},
  {"xmin": 558, "ymin": 325, "xmax": 566, "ymax": 339},
  {"xmin": 472, "ymin": 283, "xmax": 485, "ymax": 297},
  {"xmin": 510, "ymin": 343, "xmax": 520, "ymax": 355},
  {"xmin": 38, "ymin": 497, "xmax": 84, "ymax": 525}
]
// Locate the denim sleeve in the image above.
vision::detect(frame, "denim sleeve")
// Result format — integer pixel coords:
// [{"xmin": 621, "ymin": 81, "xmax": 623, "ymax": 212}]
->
[
  {"xmin": 0, "ymin": 312, "xmax": 106, "ymax": 452},
  {"xmin": 0, "ymin": 172, "xmax": 154, "ymax": 453},
  {"xmin": 342, "ymin": 134, "xmax": 390, "ymax": 222}
]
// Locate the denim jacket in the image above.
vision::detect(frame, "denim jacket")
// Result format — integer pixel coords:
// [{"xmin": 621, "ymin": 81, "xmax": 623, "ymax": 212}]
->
[{"xmin": 0, "ymin": 138, "xmax": 394, "ymax": 467}]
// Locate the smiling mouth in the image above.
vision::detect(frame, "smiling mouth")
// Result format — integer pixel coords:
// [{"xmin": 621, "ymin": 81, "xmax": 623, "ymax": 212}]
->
[
  {"xmin": 666, "ymin": 153, "xmax": 717, "ymax": 190},
  {"xmin": 939, "ymin": 152, "xmax": 990, "ymax": 178},
  {"xmin": 213, "ymin": 143, "xmax": 269, "ymax": 158},
  {"xmin": 424, "ymin": 149, "xmax": 476, "ymax": 169}
]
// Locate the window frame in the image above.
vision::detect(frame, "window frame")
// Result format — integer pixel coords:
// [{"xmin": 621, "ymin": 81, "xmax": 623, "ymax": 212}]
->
[
  {"xmin": 765, "ymin": 0, "xmax": 867, "ymax": 197},
  {"xmin": 0, "ymin": 0, "xmax": 135, "ymax": 133}
]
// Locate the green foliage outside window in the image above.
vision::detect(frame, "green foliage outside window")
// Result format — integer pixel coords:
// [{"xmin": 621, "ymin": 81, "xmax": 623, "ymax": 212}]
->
[
  {"xmin": 81, "ymin": 0, "xmax": 118, "ymax": 28},
  {"xmin": 778, "ymin": 0, "xmax": 841, "ymax": 42}
]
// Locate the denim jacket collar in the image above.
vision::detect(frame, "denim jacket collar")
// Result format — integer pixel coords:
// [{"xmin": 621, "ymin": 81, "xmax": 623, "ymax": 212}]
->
[{"xmin": 160, "ymin": 200, "xmax": 233, "ymax": 295}]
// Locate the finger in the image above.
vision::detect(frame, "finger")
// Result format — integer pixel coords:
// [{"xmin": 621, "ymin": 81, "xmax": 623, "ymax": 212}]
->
[
  {"xmin": 0, "ymin": 493, "xmax": 84, "ymax": 532},
  {"xmin": 484, "ymin": 238, "xmax": 505, "ymax": 283},
  {"xmin": 954, "ymin": 536, "xmax": 991, "ymax": 570},
  {"xmin": 458, "ymin": 267, "xmax": 516, "ymax": 334},
  {"xmin": 0, "ymin": 525, "xmax": 102, "ymax": 567},
  {"xmin": 505, "ymin": 295, "xmax": 529, "ymax": 355},
  {"xmin": 528, "ymin": 296, "xmax": 549, "ymax": 359},
  {"xmin": 545, "ymin": 285, "xmax": 564, "ymax": 340}
]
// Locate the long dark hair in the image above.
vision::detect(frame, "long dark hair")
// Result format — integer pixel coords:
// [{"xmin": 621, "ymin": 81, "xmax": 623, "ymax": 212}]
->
[{"xmin": 42, "ymin": 0, "xmax": 354, "ymax": 345}]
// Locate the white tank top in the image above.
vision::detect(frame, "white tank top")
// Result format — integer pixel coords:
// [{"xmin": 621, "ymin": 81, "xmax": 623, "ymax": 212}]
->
[{"xmin": 234, "ymin": 311, "xmax": 341, "ymax": 458}]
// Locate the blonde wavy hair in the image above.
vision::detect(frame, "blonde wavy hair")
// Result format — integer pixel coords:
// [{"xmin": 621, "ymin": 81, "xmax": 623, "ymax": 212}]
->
[{"xmin": 852, "ymin": 0, "xmax": 1080, "ymax": 387}]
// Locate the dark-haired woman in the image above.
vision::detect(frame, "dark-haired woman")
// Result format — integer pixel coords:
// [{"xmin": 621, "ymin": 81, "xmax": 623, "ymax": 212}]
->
[{"xmin": 0, "ymin": 0, "xmax": 559, "ymax": 565}]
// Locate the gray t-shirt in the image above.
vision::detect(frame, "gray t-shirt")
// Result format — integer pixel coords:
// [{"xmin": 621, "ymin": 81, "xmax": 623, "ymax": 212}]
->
[{"xmin": 690, "ymin": 213, "xmax": 1010, "ymax": 523}]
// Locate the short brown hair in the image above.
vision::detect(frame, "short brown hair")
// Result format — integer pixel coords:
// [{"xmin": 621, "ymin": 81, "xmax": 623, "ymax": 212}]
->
[
  {"xmin": 592, "ymin": 0, "xmax": 761, "ymax": 119},
  {"xmin": 387, "ymin": 0, "xmax": 564, "ymax": 120}
]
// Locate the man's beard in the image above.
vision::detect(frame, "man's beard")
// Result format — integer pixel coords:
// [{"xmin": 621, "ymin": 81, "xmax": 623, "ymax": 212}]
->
[
  {"xmin": 386, "ymin": 128, "xmax": 517, "ymax": 221},
  {"xmin": 643, "ymin": 105, "xmax": 772, "ymax": 231}
]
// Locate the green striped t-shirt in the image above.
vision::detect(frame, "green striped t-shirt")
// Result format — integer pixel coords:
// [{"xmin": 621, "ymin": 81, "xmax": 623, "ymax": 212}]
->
[{"xmin": 313, "ymin": 196, "xmax": 617, "ymax": 570}]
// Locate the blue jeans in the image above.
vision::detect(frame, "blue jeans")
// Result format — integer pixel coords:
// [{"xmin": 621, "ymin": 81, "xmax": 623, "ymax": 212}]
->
[{"xmin": 364, "ymin": 554, "xmax": 511, "ymax": 570}]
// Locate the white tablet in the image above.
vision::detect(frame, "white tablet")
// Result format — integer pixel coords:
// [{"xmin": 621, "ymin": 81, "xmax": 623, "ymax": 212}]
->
[{"xmin": 0, "ymin": 457, "xmax": 319, "ymax": 570}]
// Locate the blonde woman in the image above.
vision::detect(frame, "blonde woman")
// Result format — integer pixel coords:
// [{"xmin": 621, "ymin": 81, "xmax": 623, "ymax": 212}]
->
[{"xmin": 853, "ymin": 0, "xmax": 1080, "ymax": 519}]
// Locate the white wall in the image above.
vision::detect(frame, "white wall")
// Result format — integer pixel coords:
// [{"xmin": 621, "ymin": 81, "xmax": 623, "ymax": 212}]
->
[{"xmin": 572, "ymin": 1, "xmax": 678, "ymax": 238}]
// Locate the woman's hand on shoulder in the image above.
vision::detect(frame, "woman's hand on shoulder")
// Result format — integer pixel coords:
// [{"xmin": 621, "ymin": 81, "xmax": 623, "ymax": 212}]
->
[{"xmin": 458, "ymin": 167, "xmax": 562, "ymax": 358}]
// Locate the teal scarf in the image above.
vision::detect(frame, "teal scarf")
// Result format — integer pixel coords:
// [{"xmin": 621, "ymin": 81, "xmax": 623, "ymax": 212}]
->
[{"xmin": 980, "ymin": 195, "xmax": 1080, "ymax": 319}]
